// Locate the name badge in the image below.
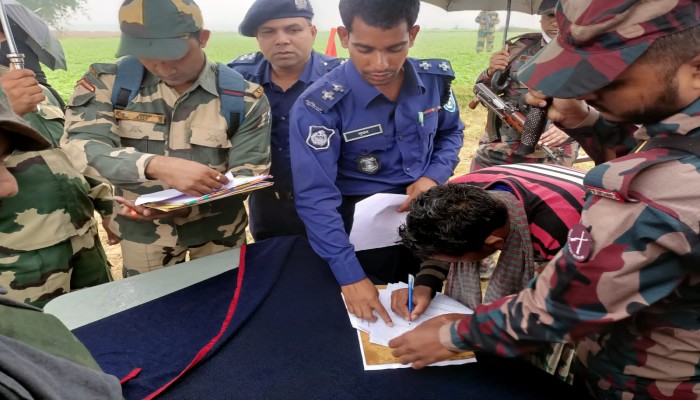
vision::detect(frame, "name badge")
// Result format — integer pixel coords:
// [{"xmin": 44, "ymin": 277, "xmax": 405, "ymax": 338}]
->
[
  {"xmin": 342, "ymin": 124, "xmax": 383, "ymax": 142},
  {"xmin": 114, "ymin": 110, "xmax": 166, "ymax": 125}
]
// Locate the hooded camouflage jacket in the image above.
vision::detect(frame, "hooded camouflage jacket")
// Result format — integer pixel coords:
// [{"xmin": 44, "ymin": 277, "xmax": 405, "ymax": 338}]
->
[
  {"xmin": 0, "ymin": 86, "xmax": 112, "ymax": 254},
  {"xmin": 62, "ymin": 60, "xmax": 271, "ymax": 247},
  {"xmin": 440, "ymin": 99, "xmax": 700, "ymax": 399}
]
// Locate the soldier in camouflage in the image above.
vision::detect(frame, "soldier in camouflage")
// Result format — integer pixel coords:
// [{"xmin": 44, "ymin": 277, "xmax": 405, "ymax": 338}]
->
[
  {"xmin": 470, "ymin": 0, "xmax": 580, "ymax": 171},
  {"xmin": 389, "ymin": 1, "xmax": 700, "ymax": 398},
  {"xmin": 0, "ymin": 95, "xmax": 123, "ymax": 400},
  {"xmin": 475, "ymin": 11, "xmax": 499, "ymax": 53},
  {"xmin": 0, "ymin": 68, "xmax": 113, "ymax": 308},
  {"xmin": 62, "ymin": 0, "xmax": 272, "ymax": 276}
]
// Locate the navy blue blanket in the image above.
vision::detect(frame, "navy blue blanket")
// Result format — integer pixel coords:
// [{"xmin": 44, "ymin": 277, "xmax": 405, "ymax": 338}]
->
[{"xmin": 75, "ymin": 237, "xmax": 590, "ymax": 399}]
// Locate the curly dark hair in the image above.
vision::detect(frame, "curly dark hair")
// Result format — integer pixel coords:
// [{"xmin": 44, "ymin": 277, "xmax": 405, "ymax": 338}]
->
[
  {"xmin": 339, "ymin": 0, "xmax": 419, "ymax": 32},
  {"xmin": 398, "ymin": 184, "xmax": 509, "ymax": 260}
]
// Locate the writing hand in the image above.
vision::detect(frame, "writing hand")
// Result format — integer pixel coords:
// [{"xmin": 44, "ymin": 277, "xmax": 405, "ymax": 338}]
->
[
  {"xmin": 145, "ymin": 156, "xmax": 229, "ymax": 197},
  {"xmin": 391, "ymin": 285, "xmax": 433, "ymax": 321}
]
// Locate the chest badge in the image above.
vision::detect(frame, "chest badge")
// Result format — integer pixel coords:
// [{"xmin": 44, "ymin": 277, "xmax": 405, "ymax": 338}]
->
[
  {"xmin": 567, "ymin": 224, "xmax": 593, "ymax": 262},
  {"xmin": 357, "ymin": 154, "xmax": 382, "ymax": 175},
  {"xmin": 306, "ymin": 126, "xmax": 335, "ymax": 150}
]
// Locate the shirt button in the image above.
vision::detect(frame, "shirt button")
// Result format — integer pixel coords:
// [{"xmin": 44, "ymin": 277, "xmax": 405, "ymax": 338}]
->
[
  {"xmin": 281, "ymin": 116, "xmax": 286, "ymax": 121},
  {"xmin": 406, "ymin": 167, "xmax": 411, "ymax": 172},
  {"xmin": 278, "ymin": 147, "xmax": 283, "ymax": 152},
  {"xmin": 398, "ymin": 136, "xmax": 404, "ymax": 141}
]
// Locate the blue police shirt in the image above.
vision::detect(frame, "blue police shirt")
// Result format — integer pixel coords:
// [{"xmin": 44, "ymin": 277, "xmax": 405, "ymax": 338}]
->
[
  {"xmin": 289, "ymin": 58, "xmax": 464, "ymax": 285},
  {"xmin": 228, "ymin": 51, "xmax": 343, "ymax": 190}
]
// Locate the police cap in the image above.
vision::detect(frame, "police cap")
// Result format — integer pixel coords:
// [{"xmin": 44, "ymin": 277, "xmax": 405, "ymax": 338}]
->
[
  {"xmin": 239, "ymin": 0, "xmax": 314, "ymax": 37},
  {"xmin": 537, "ymin": 0, "xmax": 557, "ymax": 15}
]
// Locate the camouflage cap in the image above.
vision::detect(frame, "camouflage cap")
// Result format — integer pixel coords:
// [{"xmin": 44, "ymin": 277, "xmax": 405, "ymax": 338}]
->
[
  {"xmin": 116, "ymin": 0, "xmax": 204, "ymax": 60},
  {"xmin": 537, "ymin": 0, "xmax": 557, "ymax": 15},
  {"xmin": 0, "ymin": 95, "xmax": 50, "ymax": 152},
  {"xmin": 239, "ymin": 0, "xmax": 314, "ymax": 37},
  {"xmin": 518, "ymin": 0, "xmax": 700, "ymax": 98}
]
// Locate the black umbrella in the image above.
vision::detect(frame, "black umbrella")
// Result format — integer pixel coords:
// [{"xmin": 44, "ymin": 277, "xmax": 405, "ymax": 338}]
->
[
  {"xmin": 422, "ymin": 0, "xmax": 543, "ymax": 46},
  {"xmin": 0, "ymin": 0, "xmax": 66, "ymax": 70}
]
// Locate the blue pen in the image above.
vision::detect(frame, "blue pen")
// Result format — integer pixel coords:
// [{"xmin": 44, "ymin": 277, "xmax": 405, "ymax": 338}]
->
[{"xmin": 408, "ymin": 274, "xmax": 414, "ymax": 323}]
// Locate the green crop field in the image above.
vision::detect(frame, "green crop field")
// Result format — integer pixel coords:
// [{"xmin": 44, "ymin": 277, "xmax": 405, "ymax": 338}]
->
[{"xmin": 45, "ymin": 29, "xmax": 535, "ymax": 176}]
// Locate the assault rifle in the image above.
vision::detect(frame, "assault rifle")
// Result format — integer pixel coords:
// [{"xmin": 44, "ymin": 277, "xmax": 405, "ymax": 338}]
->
[{"xmin": 472, "ymin": 82, "xmax": 561, "ymax": 164}]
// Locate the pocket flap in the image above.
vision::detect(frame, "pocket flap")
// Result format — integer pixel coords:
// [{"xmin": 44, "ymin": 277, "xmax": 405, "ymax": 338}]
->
[{"xmin": 190, "ymin": 126, "xmax": 232, "ymax": 148}]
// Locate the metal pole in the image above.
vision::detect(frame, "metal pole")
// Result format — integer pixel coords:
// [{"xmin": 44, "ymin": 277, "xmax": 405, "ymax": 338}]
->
[
  {"xmin": 502, "ymin": 0, "xmax": 512, "ymax": 46},
  {"xmin": 0, "ymin": 0, "xmax": 23, "ymax": 69}
]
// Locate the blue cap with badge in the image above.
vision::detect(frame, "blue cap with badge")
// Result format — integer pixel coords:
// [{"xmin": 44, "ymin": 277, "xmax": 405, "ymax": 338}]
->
[{"xmin": 239, "ymin": 0, "xmax": 314, "ymax": 37}]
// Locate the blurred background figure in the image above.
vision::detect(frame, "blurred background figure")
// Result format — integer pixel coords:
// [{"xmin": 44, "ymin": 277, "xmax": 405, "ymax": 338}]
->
[{"xmin": 475, "ymin": 10, "xmax": 499, "ymax": 53}]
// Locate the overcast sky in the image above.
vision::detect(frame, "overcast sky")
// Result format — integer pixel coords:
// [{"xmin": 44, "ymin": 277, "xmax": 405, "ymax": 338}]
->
[{"xmin": 65, "ymin": 0, "xmax": 542, "ymax": 32}]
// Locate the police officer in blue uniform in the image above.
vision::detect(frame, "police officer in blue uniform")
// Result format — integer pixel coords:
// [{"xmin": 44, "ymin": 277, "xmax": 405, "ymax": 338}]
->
[
  {"xmin": 289, "ymin": 0, "xmax": 464, "ymax": 324},
  {"xmin": 229, "ymin": 0, "xmax": 344, "ymax": 241}
]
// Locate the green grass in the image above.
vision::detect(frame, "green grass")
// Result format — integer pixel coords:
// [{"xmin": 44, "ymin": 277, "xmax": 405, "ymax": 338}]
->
[{"xmin": 44, "ymin": 29, "xmax": 536, "ymax": 175}]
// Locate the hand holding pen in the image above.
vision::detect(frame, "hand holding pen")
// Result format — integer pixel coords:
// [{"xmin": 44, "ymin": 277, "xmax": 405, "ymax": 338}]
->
[{"xmin": 390, "ymin": 282, "xmax": 434, "ymax": 322}]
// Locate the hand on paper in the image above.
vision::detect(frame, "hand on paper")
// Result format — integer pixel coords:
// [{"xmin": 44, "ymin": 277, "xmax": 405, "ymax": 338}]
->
[
  {"xmin": 389, "ymin": 313, "xmax": 466, "ymax": 369},
  {"xmin": 342, "ymin": 278, "xmax": 393, "ymax": 326},
  {"xmin": 391, "ymin": 285, "xmax": 433, "ymax": 321},
  {"xmin": 145, "ymin": 156, "xmax": 230, "ymax": 197},
  {"xmin": 114, "ymin": 196, "xmax": 189, "ymax": 221},
  {"xmin": 397, "ymin": 177, "xmax": 438, "ymax": 212}
]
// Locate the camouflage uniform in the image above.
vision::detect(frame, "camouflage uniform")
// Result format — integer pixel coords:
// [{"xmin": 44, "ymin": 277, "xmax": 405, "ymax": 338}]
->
[
  {"xmin": 0, "ymin": 85, "xmax": 112, "ymax": 308},
  {"xmin": 475, "ymin": 11, "xmax": 499, "ymax": 53},
  {"xmin": 62, "ymin": 1, "xmax": 272, "ymax": 276},
  {"xmin": 435, "ymin": 1, "xmax": 700, "ymax": 398},
  {"xmin": 471, "ymin": 33, "xmax": 580, "ymax": 171}
]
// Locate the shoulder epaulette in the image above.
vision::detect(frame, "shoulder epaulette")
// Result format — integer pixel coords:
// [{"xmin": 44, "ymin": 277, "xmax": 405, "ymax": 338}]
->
[
  {"xmin": 303, "ymin": 80, "xmax": 350, "ymax": 113},
  {"xmin": 322, "ymin": 57, "xmax": 347, "ymax": 72},
  {"xmin": 584, "ymin": 140, "xmax": 699, "ymax": 202},
  {"xmin": 88, "ymin": 62, "xmax": 118, "ymax": 77},
  {"xmin": 411, "ymin": 58, "xmax": 455, "ymax": 79},
  {"xmin": 506, "ymin": 32, "xmax": 542, "ymax": 46},
  {"xmin": 228, "ymin": 52, "xmax": 264, "ymax": 66}
]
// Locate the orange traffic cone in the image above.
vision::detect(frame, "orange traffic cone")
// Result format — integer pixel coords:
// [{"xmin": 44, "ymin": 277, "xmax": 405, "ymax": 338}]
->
[{"xmin": 325, "ymin": 27, "xmax": 337, "ymax": 57}]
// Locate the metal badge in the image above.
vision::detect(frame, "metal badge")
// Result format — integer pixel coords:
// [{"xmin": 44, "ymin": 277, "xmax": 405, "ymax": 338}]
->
[
  {"xmin": 357, "ymin": 154, "xmax": 382, "ymax": 174},
  {"xmin": 567, "ymin": 223, "xmax": 593, "ymax": 262},
  {"xmin": 306, "ymin": 126, "xmax": 335, "ymax": 150},
  {"xmin": 419, "ymin": 61, "xmax": 431, "ymax": 70}
]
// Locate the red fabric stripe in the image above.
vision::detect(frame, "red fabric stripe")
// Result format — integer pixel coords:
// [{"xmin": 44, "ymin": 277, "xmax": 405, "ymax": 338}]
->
[
  {"xmin": 119, "ymin": 368, "xmax": 142, "ymax": 384},
  {"xmin": 144, "ymin": 245, "xmax": 247, "ymax": 400},
  {"xmin": 221, "ymin": 89, "xmax": 244, "ymax": 97}
]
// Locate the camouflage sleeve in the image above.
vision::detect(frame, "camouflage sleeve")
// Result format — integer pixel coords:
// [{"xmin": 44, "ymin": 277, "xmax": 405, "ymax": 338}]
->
[
  {"xmin": 560, "ymin": 108, "xmax": 637, "ymax": 164},
  {"xmin": 62, "ymin": 64, "xmax": 157, "ymax": 185},
  {"xmin": 84, "ymin": 176, "xmax": 114, "ymax": 217},
  {"xmin": 439, "ymin": 161, "xmax": 700, "ymax": 356},
  {"xmin": 226, "ymin": 80, "xmax": 271, "ymax": 177}
]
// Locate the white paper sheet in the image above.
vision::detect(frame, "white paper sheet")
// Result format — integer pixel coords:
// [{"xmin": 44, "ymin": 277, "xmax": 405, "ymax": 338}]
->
[
  {"xmin": 347, "ymin": 282, "xmax": 474, "ymax": 346},
  {"xmin": 348, "ymin": 193, "xmax": 408, "ymax": 251},
  {"xmin": 135, "ymin": 172, "xmax": 267, "ymax": 205}
]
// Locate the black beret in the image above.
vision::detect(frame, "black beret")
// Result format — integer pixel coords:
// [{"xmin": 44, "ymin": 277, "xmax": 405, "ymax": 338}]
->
[
  {"xmin": 239, "ymin": 0, "xmax": 314, "ymax": 37},
  {"xmin": 537, "ymin": 0, "xmax": 557, "ymax": 15}
]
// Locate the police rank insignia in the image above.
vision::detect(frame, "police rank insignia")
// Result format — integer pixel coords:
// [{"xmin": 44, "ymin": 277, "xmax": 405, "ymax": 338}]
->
[
  {"xmin": 357, "ymin": 154, "xmax": 381, "ymax": 174},
  {"xmin": 567, "ymin": 224, "xmax": 593, "ymax": 262},
  {"xmin": 306, "ymin": 126, "xmax": 335, "ymax": 150}
]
